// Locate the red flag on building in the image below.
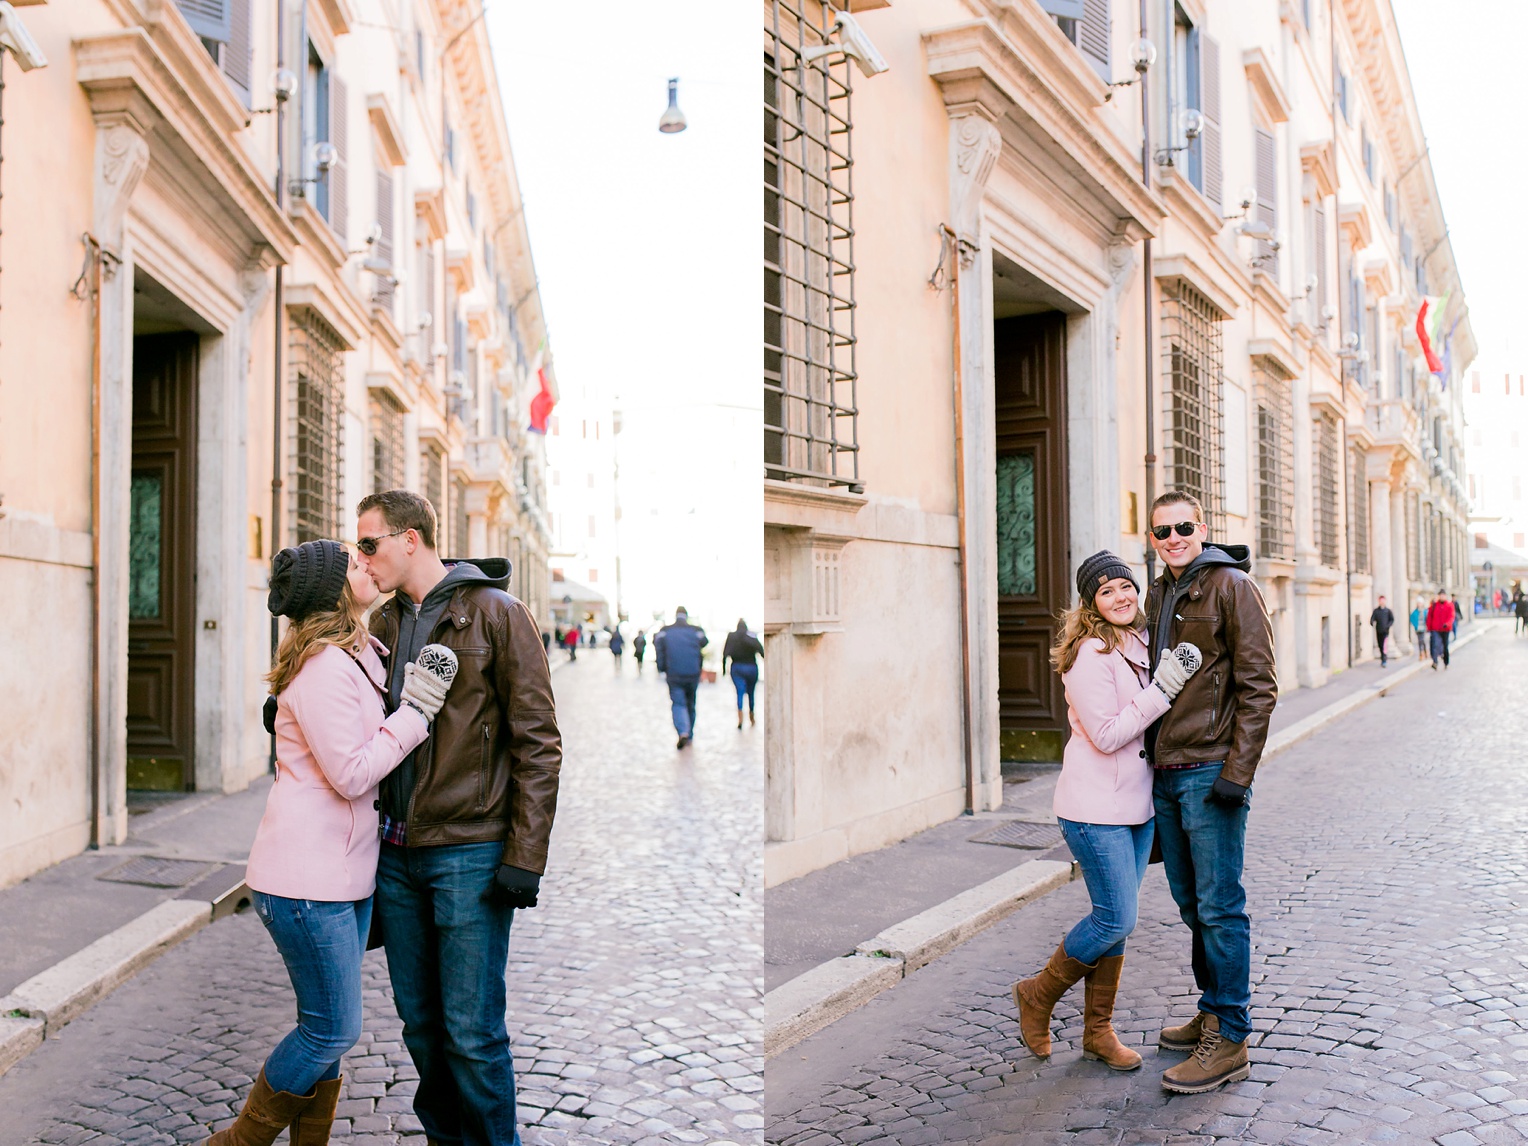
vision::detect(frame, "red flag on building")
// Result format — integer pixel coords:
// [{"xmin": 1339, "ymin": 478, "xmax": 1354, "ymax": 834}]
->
[
  {"xmin": 1415, "ymin": 298, "xmax": 1444, "ymax": 374},
  {"xmin": 528, "ymin": 366, "xmax": 555, "ymax": 433}
]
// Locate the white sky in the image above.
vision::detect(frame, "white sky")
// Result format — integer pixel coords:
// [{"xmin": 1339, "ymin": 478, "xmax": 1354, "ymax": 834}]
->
[
  {"xmin": 488, "ymin": 1, "xmax": 759, "ymax": 642},
  {"xmin": 1390, "ymin": 0, "xmax": 1526, "ymax": 367}
]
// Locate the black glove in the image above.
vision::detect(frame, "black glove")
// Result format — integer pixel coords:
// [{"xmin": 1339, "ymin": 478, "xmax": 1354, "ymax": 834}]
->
[
  {"xmin": 262, "ymin": 694, "xmax": 278, "ymax": 735},
  {"xmin": 1206, "ymin": 776, "xmax": 1249, "ymax": 807},
  {"xmin": 492, "ymin": 864, "xmax": 541, "ymax": 909}
]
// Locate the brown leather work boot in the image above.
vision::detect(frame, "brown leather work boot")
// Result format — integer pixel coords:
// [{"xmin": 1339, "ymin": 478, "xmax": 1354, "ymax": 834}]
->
[
  {"xmin": 287, "ymin": 1075, "xmax": 343, "ymax": 1146},
  {"xmin": 1011, "ymin": 939, "xmax": 1094, "ymax": 1058},
  {"xmin": 1160, "ymin": 1012, "xmax": 1250, "ymax": 1093},
  {"xmin": 1079, "ymin": 954, "xmax": 1141, "ymax": 1071},
  {"xmin": 202, "ymin": 1068, "xmax": 314, "ymax": 1145},
  {"xmin": 1158, "ymin": 1010, "xmax": 1206, "ymax": 1051}
]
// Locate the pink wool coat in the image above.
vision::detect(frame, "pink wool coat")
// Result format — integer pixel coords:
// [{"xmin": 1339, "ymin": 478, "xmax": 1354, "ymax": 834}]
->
[
  {"xmin": 1052, "ymin": 628, "xmax": 1171, "ymax": 826},
  {"xmin": 245, "ymin": 637, "xmax": 429, "ymax": 902}
]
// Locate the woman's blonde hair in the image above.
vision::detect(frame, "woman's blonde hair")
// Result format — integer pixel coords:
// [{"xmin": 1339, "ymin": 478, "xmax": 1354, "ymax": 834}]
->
[
  {"xmin": 265, "ymin": 577, "xmax": 369, "ymax": 694},
  {"xmin": 1050, "ymin": 589, "xmax": 1144, "ymax": 675}
]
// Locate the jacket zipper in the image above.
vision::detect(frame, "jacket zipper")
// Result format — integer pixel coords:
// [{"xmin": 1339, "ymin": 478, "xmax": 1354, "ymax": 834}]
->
[
  {"xmin": 479, "ymin": 723, "xmax": 491, "ymax": 811},
  {"xmin": 1210, "ymin": 670, "xmax": 1221, "ymax": 731}
]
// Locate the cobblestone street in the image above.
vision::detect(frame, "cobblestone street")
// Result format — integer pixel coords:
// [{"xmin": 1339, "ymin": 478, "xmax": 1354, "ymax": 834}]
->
[
  {"xmin": 767, "ymin": 621, "xmax": 1528, "ymax": 1146},
  {"xmin": 2, "ymin": 652, "xmax": 762, "ymax": 1146}
]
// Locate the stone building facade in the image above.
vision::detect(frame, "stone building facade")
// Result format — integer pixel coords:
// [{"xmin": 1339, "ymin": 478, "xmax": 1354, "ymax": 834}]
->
[
  {"xmin": 0, "ymin": 0, "xmax": 553, "ymax": 888},
  {"xmin": 762, "ymin": 0, "xmax": 1473, "ymax": 886}
]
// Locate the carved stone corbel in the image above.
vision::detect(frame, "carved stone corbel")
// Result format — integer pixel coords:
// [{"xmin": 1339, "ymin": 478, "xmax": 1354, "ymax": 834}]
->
[
  {"xmin": 949, "ymin": 112, "xmax": 1002, "ymax": 264},
  {"xmin": 92, "ymin": 117, "xmax": 152, "ymax": 258}
]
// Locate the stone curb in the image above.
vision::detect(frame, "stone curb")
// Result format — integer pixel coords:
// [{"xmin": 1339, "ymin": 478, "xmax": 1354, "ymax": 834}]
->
[
  {"xmin": 0, "ymin": 898, "xmax": 214, "ymax": 1079},
  {"xmin": 765, "ymin": 859, "xmax": 1074, "ymax": 1058},
  {"xmin": 763, "ymin": 624, "xmax": 1492, "ymax": 1059}
]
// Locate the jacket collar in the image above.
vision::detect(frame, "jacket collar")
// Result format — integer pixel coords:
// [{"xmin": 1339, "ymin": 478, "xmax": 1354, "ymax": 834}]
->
[{"xmin": 1118, "ymin": 628, "xmax": 1150, "ymax": 671}]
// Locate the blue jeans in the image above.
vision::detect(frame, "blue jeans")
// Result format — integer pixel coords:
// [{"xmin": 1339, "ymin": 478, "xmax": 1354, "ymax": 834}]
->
[
  {"xmin": 668, "ymin": 679, "xmax": 699, "ymax": 737},
  {"xmin": 1152, "ymin": 762, "xmax": 1252, "ymax": 1045},
  {"xmin": 730, "ymin": 664, "xmax": 758, "ymax": 712},
  {"xmin": 1057, "ymin": 818, "xmax": 1154, "ymax": 964},
  {"xmin": 251, "ymin": 891, "xmax": 372, "ymax": 1096},
  {"xmin": 376, "ymin": 842, "xmax": 521, "ymax": 1146},
  {"xmin": 1430, "ymin": 630, "xmax": 1450, "ymax": 665}
]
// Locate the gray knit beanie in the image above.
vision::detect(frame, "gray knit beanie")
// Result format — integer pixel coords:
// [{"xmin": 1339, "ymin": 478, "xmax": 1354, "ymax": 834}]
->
[
  {"xmin": 1075, "ymin": 549, "xmax": 1138, "ymax": 606},
  {"xmin": 268, "ymin": 540, "xmax": 350, "ymax": 620}
]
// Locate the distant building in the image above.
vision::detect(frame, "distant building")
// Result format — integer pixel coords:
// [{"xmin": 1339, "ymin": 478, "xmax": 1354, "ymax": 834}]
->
[
  {"xmin": 545, "ymin": 385, "xmax": 620, "ymax": 616},
  {"xmin": 1465, "ymin": 369, "xmax": 1528, "ymax": 602}
]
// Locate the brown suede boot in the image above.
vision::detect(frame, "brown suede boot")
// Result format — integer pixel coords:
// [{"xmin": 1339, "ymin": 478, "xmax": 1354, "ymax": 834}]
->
[
  {"xmin": 287, "ymin": 1076, "xmax": 343, "ymax": 1146},
  {"xmin": 1158, "ymin": 1010, "xmax": 1206, "ymax": 1051},
  {"xmin": 1079, "ymin": 955, "xmax": 1141, "ymax": 1071},
  {"xmin": 202, "ymin": 1069, "xmax": 314, "ymax": 1146},
  {"xmin": 1160, "ymin": 1012, "xmax": 1250, "ymax": 1093},
  {"xmin": 1011, "ymin": 940, "xmax": 1094, "ymax": 1057}
]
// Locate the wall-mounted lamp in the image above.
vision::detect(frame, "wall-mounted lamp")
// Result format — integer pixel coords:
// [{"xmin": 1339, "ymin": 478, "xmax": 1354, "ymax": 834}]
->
[
  {"xmin": 288, "ymin": 141, "xmax": 336, "ymax": 197},
  {"xmin": 657, "ymin": 78, "xmax": 687, "ymax": 134},
  {"xmin": 1104, "ymin": 38, "xmax": 1156, "ymax": 100},
  {"xmin": 1154, "ymin": 108, "xmax": 1203, "ymax": 167}
]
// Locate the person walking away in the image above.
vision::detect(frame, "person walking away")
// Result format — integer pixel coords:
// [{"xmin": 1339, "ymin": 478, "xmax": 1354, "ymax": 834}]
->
[
  {"xmin": 357, "ymin": 491, "xmax": 561, "ymax": 1146},
  {"xmin": 609, "ymin": 627, "xmax": 625, "ymax": 664},
  {"xmin": 1369, "ymin": 596, "xmax": 1394, "ymax": 667},
  {"xmin": 562, "ymin": 624, "xmax": 579, "ymax": 661},
  {"xmin": 1012, "ymin": 551, "xmax": 1201, "ymax": 1073},
  {"xmin": 722, "ymin": 620, "xmax": 764, "ymax": 729},
  {"xmin": 633, "ymin": 629, "xmax": 647, "ymax": 670},
  {"xmin": 1452, "ymin": 595, "xmax": 1462, "ymax": 638},
  {"xmin": 1516, "ymin": 593, "xmax": 1528, "ymax": 637},
  {"xmin": 1410, "ymin": 601, "xmax": 1427, "ymax": 661},
  {"xmin": 211, "ymin": 540, "xmax": 456, "ymax": 1146},
  {"xmin": 1426, "ymin": 590, "xmax": 1454, "ymax": 669},
  {"xmin": 1144, "ymin": 492, "xmax": 1277, "ymax": 1094},
  {"xmin": 654, "ymin": 606, "xmax": 707, "ymax": 748}
]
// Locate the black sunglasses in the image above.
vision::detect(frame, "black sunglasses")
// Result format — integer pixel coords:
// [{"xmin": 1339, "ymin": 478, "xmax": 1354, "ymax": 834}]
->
[
  {"xmin": 1150, "ymin": 522, "xmax": 1201, "ymax": 541},
  {"xmin": 356, "ymin": 528, "xmax": 408, "ymax": 556}
]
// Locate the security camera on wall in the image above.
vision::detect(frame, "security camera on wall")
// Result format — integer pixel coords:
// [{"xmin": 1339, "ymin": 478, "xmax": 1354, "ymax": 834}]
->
[
  {"xmin": 801, "ymin": 11, "xmax": 889, "ymax": 78},
  {"xmin": 0, "ymin": 3, "xmax": 47, "ymax": 71}
]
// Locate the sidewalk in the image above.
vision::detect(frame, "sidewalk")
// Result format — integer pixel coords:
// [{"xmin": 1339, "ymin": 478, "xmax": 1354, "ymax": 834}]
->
[{"xmin": 763, "ymin": 619, "xmax": 1494, "ymax": 1052}]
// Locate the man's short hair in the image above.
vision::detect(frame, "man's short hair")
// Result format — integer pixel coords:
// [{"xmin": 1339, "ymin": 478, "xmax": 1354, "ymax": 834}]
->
[
  {"xmin": 357, "ymin": 489, "xmax": 438, "ymax": 550},
  {"xmin": 1149, "ymin": 491, "xmax": 1204, "ymax": 523}
]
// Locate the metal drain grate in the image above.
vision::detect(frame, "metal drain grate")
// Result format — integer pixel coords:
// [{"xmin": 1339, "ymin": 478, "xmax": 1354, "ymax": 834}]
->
[
  {"xmin": 98, "ymin": 856, "xmax": 215, "ymax": 888},
  {"xmin": 969, "ymin": 820, "xmax": 1063, "ymax": 850}
]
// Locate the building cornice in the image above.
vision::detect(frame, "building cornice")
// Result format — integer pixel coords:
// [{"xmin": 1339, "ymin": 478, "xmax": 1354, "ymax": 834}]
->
[
  {"xmin": 1300, "ymin": 141, "xmax": 1338, "ymax": 201},
  {"xmin": 284, "ymin": 281, "xmax": 366, "ymax": 350},
  {"xmin": 1243, "ymin": 47, "xmax": 1292, "ymax": 125},
  {"xmin": 367, "ymin": 94, "xmax": 407, "ymax": 167}
]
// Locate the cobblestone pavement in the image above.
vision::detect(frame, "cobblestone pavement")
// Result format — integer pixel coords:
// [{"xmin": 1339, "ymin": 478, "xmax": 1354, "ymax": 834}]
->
[
  {"xmin": 767, "ymin": 621, "xmax": 1528, "ymax": 1146},
  {"xmin": 3, "ymin": 652, "xmax": 762, "ymax": 1146}
]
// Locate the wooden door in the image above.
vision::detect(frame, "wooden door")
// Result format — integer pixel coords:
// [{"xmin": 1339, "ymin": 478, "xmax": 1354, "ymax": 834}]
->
[
  {"xmin": 127, "ymin": 333, "xmax": 199, "ymax": 790},
  {"xmin": 994, "ymin": 313, "xmax": 1069, "ymax": 750}
]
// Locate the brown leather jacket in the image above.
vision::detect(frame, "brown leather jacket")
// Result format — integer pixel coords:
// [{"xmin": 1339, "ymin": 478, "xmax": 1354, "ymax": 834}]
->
[
  {"xmin": 370, "ymin": 560, "xmax": 561, "ymax": 873},
  {"xmin": 1145, "ymin": 544, "xmax": 1277, "ymax": 787}
]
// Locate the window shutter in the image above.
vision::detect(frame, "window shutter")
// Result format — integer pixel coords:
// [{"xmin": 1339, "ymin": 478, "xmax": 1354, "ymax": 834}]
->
[
  {"xmin": 176, "ymin": 0, "xmax": 231, "ymax": 43},
  {"xmin": 329, "ymin": 75, "xmax": 348, "ymax": 243},
  {"xmin": 224, "ymin": 0, "xmax": 252, "ymax": 103},
  {"xmin": 1200, "ymin": 36, "xmax": 1222, "ymax": 209},
  {"xmin": 1254, "ymin": 126, "xmax": 1278, "ymax": 277},
  {"xmin": 375, "ymin": 168, "xmax": 395, "ymax": 308},
  {"xmin": 1036, "ymin": 0, "xmax": 1086, "ymax": 17},
  {"xmin": 1078, "ymin": 0, "xmax": 1110, "ymax": 81},
  {"xmin": 423, "ymin": 247, "xmax": 437, "ymax": 360},
  {"xmin": 1314, "ymin": 201, "xmax": 1327, "ymax": 315}
]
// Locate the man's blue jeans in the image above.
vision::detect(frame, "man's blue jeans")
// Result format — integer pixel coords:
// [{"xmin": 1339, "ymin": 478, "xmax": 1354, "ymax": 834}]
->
[
  {"xmin": 1057, "ymin": 818, "xmax": 1153, "ymax": 964},
  {"xmin": 376, "ymin": 842, "xmax": 521, "ymax": 1146},
  {"xmin": 1152, "ymin": 762, "xmax": 1252, "ymax": 1045},
  {"xmin": 251, "ymin": 891, "xmax": 371, "ymax": 1095},
  {"xmin": 668, "ymin": 679, "xmax": 699, "ymax": 737}
]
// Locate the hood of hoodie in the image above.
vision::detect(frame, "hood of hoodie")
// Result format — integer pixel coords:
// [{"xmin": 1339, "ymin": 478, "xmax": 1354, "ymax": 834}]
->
[
  {"xmin": 426, "ymin": 556, "xmax": 511, "ymax": 598},
  {"xmin": 1176, "ymin": 542, "xmax": 1251, "ymax": 580}
]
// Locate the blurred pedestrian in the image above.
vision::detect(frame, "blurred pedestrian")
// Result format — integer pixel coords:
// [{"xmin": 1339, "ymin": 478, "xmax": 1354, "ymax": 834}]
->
[
  {"xmin": 562, "ymin": 624, "xmax": 580, "ymax": 661},
  {"xmin": 654, "ymin": 606, "xmax": 708, "ymax": 748},
  {"xmin": 1426, "ymin": 589, "xmax": 1454, "ymax": 670},
  {"xmin": 722, "ymin": 620, "xmax": 764, "ymax": 729},
  {"xmin": 1451, "ymin": 595, "xmax": 1462, "ymax": 638},
  {"xmin": 1516, "ymin": 594, "xmax": 1528, "ymax": 636},
  {"xmin": 1410, "ymin": 601, "xmax": 1427, "ymax": 661},
  {"xmin": 609, "ymin": 627, "xmax": 625, "ymax": 663},
  {"xmin": 633, "ymin": 629, "xmax": 648, "ymax": 670},
  {"xmin": 1369, "ymin": 596, "xmax": 1394, "ymax": 667},
  {"xmin": 1011, "ymin": 549, "xmax": 1200, "ymax": 1075}
]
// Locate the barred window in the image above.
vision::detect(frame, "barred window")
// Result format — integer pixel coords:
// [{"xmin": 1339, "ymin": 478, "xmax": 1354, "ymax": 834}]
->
[
  {"xmin": 369, "ymin": 391, "xmax": 405, "ymax": 493},
  {"xmin": 419, "ymin": 442, "xmax": 445, "ymax": 523},
  {"xmin": 1348, "ymin": 445, "xmax": 1369, "ymax": 574},
  {"xmin": 453, "ymin": 474, "xmax": 470, "ymax": 557},
  {"xmin": 1253, "ymin": 363, "xmax": 1294, "ymax": 561},
  {"xmin": 289, "ymin": 310, "xmax": 346, "ymax": 544},
  {"xmin": 765, "ymin": 2, "xmax": 859, "ymax": 488},
  {"xmin": 1160, "ymin": 282, "xmax": 1226, "ymax": 536},
  {"xmin": 1405, "ymin": 490, "xmax": 1420, "ymax": 580},
  {"xmin": 1313, "ymin": 409, "xmax": 1340, "ymax": 566}
]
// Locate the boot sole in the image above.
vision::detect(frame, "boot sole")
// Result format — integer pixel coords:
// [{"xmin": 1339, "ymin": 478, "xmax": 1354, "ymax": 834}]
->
[
  {"xmin": 1082, "ymin": 1050, "xmax": 1143, "ymax": 1071},
  {"xmin": 1161, "ymin": 1062, "xmax": 1250, "ymax": 1094},
  {"xmin": 1157, "ymin": 1035, "xmax": 1198, "ymax": 1052}
]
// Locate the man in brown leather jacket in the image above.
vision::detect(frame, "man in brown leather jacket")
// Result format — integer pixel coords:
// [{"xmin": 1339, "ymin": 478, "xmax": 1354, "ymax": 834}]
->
[
  {"xmin": 357, "ymin": 489, "xmax": 560, "ymax": 1146},
  {"xmin": 1143, "ymin": 491, "xmax": 1276, "ymax": 1096}
]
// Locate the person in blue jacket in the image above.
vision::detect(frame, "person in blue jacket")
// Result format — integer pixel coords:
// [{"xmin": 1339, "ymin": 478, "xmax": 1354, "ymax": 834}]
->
[{"xmin": 654, "ymin": 606, "xmax": 708, "ymax": 748}]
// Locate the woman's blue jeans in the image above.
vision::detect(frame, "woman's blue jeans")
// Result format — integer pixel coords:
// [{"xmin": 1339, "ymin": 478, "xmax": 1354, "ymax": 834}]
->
[
  {"xmin": 730, "ymin": 664, "xmax": 759, "ymax": 712},
  {"xmin": 251, "ymin": 890, "xmax": 372, "ymax": 1096},
  {"xmin": 1056, "ymin": 818, "xmax": 1153, "ymax": 965}
]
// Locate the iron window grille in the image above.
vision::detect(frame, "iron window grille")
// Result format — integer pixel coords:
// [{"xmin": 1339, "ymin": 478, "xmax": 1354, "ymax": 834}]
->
[
  {"xmin": 369, "ymin": 391, "xmax": 406, "ymax": 494},
  {"xmin": 1253, "ymin": 362, "xmax": 1294, "ymax": 561},
  {"xmin": 1314, "ymin": 409, "xmax": 1340, "ymax": 566},
  {"xmin": 765, "ymin": 2, "xmax": 859, "ymax": 489},
  {"xmin": 1160, "ymin": 281, "xmax": 1226, "ymax": 537},
  {"xmin": 420, "ymin": 442, "xmax": 445, "ymax": 522},
  {"xmin": 289, "ymin": 309, "xmax": 346, "ymax": 545},
  {"xmin": 1349, "ymin": 445, "xmax": 1369, "ymax": 574}
]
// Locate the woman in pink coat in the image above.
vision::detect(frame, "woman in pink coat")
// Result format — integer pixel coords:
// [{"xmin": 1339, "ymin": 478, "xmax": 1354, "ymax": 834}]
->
[
  {"xmin": 1011, "ymin": 550, "xmax": 1200, "ymax": 1072},
  {"xmin": 206, "ymin": 539, "xmax": 455, "ymax": 1146}
]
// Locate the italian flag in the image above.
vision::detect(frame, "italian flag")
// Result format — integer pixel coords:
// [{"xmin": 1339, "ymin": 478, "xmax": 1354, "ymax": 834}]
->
[
  {"xmin": 1415, "ymin": 290, "xmax": 1451, "ymax": 375},
  {"xmin": 528, "ymin": 366, "xmax": 555, "ymax": 434}
]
